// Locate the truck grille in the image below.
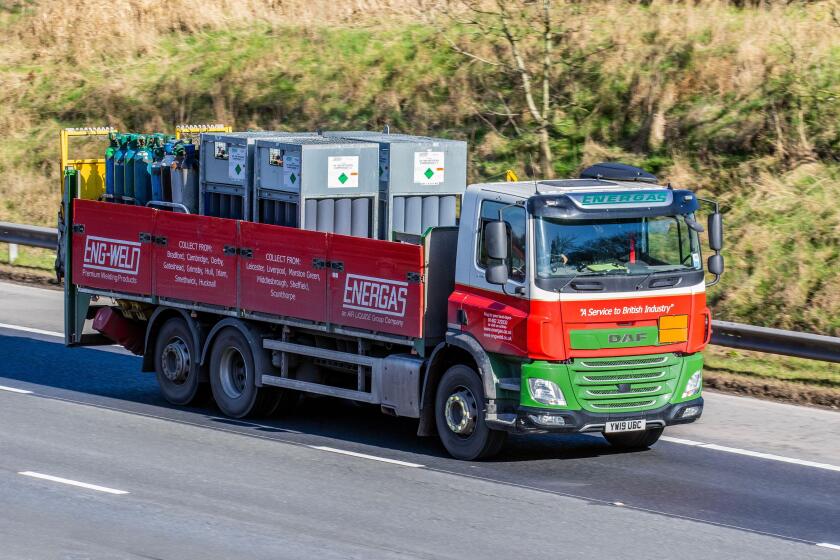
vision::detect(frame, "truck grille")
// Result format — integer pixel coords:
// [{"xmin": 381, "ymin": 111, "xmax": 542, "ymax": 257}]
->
[
  {"xmin": 583, "ymin": 371, "xmax": 665, "ymax": 383},
  {"xmin": 570, "ymin": 353, "xmax": 679, "ymax": 413},
  {"xmin": 587, "ymin": 385, "xmax": 662, "ymax": 396},
  {"xmin": 578, "ymin": 356, "xmax": 668, "ymax": 369},
  {"xmin": 590, "ymin": 400, "xmax": 657, "ymax": 410}
]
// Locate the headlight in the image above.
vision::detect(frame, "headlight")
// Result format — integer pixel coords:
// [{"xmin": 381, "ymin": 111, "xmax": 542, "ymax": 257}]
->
[
  {"xmin": 528, "ymin": 378, "xmax": 567, "ymax": 406},
  {"xmin": 682, "ymin": 370, "xmax": 702, "ymax": 399}
]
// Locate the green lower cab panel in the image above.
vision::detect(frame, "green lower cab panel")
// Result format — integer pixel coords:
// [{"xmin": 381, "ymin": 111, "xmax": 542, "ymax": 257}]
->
[{"xmin": 520, "ymin": 352, "xmax": 704, "ymax": 413}]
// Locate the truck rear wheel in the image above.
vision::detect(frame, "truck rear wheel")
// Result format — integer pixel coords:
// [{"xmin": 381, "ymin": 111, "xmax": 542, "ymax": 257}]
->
[
  {"xmin": 209, "ymin": 327, "xmax": 277, "ymax": 418},
  {"xmin": 154, "ymin": 317, "xmax": 207, "ymax": 406},
  {"xmin": 435, "ymin": 365, "xmax": 506, "ymax": 460},
  {"xmin": 604, "ymin": 427, "xmax": 663, "ymax": 450}
]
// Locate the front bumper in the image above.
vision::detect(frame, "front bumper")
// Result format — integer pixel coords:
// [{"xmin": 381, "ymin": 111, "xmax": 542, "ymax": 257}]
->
[{"xmin": 487, "ymin": 397, "xmax": 703, "ymax": 434}]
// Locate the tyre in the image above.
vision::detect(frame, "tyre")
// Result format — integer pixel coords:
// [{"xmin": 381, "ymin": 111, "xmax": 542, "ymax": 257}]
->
[
  {"xmin": 154, "ymin": 317, "xmax": 207, "ymax": 406},
  {"xmin": 435, "ymin": 365, "xmax": 507, "ymax": 460},
  {"xmin": 604, "ymin": 427, "xmax": 663, "ymax": 450},
  {"xmin": 209, "ymin": 327, "xmax": 277, "ymax": 418}
]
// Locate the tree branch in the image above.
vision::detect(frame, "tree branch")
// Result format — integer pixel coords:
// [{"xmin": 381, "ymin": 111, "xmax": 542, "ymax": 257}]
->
[{"xmin": 495, "ymin": 0, "xmax": 545, "ymax": 125}]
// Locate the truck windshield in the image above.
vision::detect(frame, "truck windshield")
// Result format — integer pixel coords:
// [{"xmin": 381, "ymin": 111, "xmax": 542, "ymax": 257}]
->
[{"xmin": 535, "ymin": 214, "xmax": 701, "ymax": 278}]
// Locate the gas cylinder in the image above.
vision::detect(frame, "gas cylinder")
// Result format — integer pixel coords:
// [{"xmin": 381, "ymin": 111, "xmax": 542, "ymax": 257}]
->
[
  {"xmin": 133, "ymin": 135, "xmax": 153, "ymax": 206},
  {"xmin": 171, "ymin": 143, "xmax": 199, "ymax": 213},
  {"xmin": 123, "ymin": 134, "xmax": 139, "ymax": 204},
  {"xmin": 104, "ymin": 132, "xmax": 119, "ymax": 202},
  {"xmin": 113, "ymin": 134, "xmax": 129, "ymax": 203},
  {"xmin": 159, "ymin": 140, "xmax": 179, "ymax": 202},
  {"xmin": 150, "ymin": 141, "xmax": 166, "ymax": 203}
]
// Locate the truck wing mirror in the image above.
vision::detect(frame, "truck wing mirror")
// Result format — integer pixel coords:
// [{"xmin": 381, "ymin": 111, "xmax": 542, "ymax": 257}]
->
[
  {"xmin": 484, "ymin": 220, "xmax": 508, "ymax": 261},
  {"xmin": 708, "ymin": 212, "xmax": 723, "ymax": 252},
  {"xmin": 486, "ymin": 261, "xmax": 509, "ymax": 285},
  {"xmin": 708, "ymin": 253, "xmax": 724, "ymax": 276}
]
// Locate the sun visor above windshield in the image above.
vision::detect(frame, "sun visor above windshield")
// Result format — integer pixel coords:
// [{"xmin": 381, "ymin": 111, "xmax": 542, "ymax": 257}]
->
[{"xmin": 527, "ymin": 190, "xmax": 699, "ymax": 220}]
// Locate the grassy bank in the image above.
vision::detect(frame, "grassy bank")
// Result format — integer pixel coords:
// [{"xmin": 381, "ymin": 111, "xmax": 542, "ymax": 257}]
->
[
  {"xmin": 1, "ymin": 0, "xmax": 839, "ymax": 337},
  {"xmin": 705, "ymin": 346, "xmax": 840, "ymax": 409}
]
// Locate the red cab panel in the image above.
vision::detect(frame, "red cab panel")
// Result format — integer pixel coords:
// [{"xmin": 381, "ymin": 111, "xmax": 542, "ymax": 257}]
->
[
  {"xmin": 239, "ymin": 222, "xmax": 329, "ymax": 323},
  {"xmin": 154, "ymin": 211, "xmax": 237, "ymax": 308},
  {"xmin": 328, "ymin": 234, "xmax": 424, "ymax": 338},
  {"xmin": 451, "ymin": 285, "xmax": 530, "ymax": 357},
  {"xmin": 71, "ymin": 199, "xmax": 154, "ymax": 296}
]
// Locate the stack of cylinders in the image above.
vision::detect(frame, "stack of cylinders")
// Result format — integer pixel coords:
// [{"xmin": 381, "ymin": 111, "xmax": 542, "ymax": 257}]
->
[
  {"xmin": 391, "ymin": 195, "xmax": 457, "ymax": 235},
  {"xmin": 304, "ymin": 198, "xmax": 371, "ymax": 237}
]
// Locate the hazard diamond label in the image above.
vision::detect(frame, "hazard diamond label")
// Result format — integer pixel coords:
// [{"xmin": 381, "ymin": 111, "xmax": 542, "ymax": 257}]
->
[
  {"xmin": 228, "ymin": 146, "xmax": 247, "ymax": 181},
  {"xmin": 414, "ymin": 151, "xmax": 444, "ymax": 185},
  {"xmin": 328, "ymin": 156, "xmax": 359, "ymax": 188}
]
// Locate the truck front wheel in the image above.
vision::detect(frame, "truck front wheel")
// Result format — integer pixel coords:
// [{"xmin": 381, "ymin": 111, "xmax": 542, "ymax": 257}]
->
[
  {"xmin": 604, "ymin": 427, "xmax": 663, "ymax": 450},
  {"xmin": 154, "ymin": 317, "xmax": 207, "ymax": 406},
  {"xmin": 209, "ymin": 327, "xmax": 277, "ymax": 418},
  {"xmin": 435, "ymin": 365, "xmax": 506, "ymax": 460}
]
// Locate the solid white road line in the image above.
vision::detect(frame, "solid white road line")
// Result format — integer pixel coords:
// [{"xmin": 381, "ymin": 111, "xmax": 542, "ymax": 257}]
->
[
  {"xmin": 0, "ymin": 322, "xmax": 63, "ymax": 338},
  {"xmin": 18, "ymin": 471, "xmax": 129, "ymax": 495},
  {"xmin": 817, "ymin": 543, "xmax": 840, "ymax": 551},
  {"xmin": 661, "ymin": 436, "xmax": 840, "ymax": 473},
  {"xmin": 208, "ymin": 416, "xmax": 303, "ymax": 434},
  {"xmin": 0, "ymin": 384, "xmax": 33, "ymax": 394},
  {"xmin": 309, "ymin": 446, "xmax": 425, "ymax": 468}
]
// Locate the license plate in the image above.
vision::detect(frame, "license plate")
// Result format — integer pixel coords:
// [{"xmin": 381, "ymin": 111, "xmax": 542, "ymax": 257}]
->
[{"xmin": 605, "ymin": 419, "xmax": 646, "ymax": 433}]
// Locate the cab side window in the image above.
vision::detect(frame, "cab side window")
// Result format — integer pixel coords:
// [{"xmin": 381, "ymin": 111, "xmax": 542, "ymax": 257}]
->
[{"xmin": 477, "ymin": 201, "xmax": 526, "ymax": 283}]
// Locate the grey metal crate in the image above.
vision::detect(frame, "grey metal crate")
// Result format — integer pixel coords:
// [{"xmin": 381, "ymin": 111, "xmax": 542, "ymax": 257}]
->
[
  {"xmin": 253, "ymin": 136, "xmax": 380, "ymax": 238},
  {"xmin": 199, "ymin": 132, "xmax": 316, "ymax": 220},
  {"xmin": 323, "ymin": 131, "xmax": 467, "ymax": 239}
]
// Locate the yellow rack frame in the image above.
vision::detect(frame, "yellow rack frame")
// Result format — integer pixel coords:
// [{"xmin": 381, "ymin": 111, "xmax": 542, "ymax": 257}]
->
[{"xmin": 60, "ymin": 123, "xmax": 231, "ymax": 200}]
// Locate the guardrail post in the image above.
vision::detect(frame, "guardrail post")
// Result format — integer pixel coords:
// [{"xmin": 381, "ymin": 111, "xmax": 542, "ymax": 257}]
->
[{"xmin": 8, "ymin": 243, "xmax": 18, "ymax": 264}]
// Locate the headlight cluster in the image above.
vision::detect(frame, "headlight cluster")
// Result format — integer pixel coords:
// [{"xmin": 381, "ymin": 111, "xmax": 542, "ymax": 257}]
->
[
  {"xmin": 682, "ymin": 370, "xmax": 702, "ymax": 399},
  {"xmin": 528, "ymin": 378, "xmax": 566, "ymax": 406}
]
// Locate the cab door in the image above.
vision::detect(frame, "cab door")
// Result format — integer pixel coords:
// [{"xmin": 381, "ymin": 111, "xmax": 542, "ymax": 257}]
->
[{"xmin": 453, "ymin": 198, "xmax": 530, "ymax": 357}]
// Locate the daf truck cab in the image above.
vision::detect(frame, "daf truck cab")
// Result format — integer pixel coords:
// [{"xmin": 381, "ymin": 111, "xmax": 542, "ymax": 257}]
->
[{"xmin": 435, "ymin": 167, "xmax": 723, "ymax": 459}]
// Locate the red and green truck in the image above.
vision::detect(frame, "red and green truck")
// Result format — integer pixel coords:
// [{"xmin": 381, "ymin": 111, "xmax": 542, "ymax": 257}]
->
[{"xmin": 61, "ymin": 132, "xmax": 724, "ymax": 460}]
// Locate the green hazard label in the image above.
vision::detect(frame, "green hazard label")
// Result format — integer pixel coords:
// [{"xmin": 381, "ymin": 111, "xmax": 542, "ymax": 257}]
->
[
  {"xmin": 290, "ymin": 173, "xmax": 297, "ymax": 184},
  {"xmin": 424, "ymin": 168, "xmax": 434, "ymax": 179},
  {"xmin": 338, "ymin": 172, "xmax": 348, "ymax": 184},
  {"xmin": 235, "ymin": 164, "xmax": 242, "ymax": 175}
]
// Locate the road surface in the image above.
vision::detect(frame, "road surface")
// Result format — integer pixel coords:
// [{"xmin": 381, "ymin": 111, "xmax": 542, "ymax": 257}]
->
[{"xmin": 0, "ymin": 281, "xmax": 838, "ymax": 559}]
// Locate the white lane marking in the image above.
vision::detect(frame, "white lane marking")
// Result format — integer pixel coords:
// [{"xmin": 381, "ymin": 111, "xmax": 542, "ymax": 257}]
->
[
  {"xmin": 0, "ymin": 385, "xmax": 33, "ymax": 394},
  {"xmin": 208, "ymin": 416, "xmax": 302, "ymax": 434},
  {"xmin": 659, "ymin": 436, "xmax": 704, "ymax": 446},
  {"xmin": 309, "ymin": 446, "xmax": 424, "ymax": 468},
  {"xmin": 661, "ymin": 436, "xmax": 840, "ymax": 473},
  {"xmin": 817, "ymin": 543, "xmax": 840, "ymax": 551},
  {"xmin": 18, "ymin": 471, "xmax": 129, "ymax": 495},
  {"xmin": 0, "ymin": 322, "xmax": 63, "ymax": 338}
]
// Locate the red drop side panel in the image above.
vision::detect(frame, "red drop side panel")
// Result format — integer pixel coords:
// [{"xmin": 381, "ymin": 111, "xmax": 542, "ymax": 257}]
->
[
  {"xmin": 239, "ymin": 222, "xmax": 329, "ymax": 323},
  {"xmin": 154, "ymin": 211, "xmax": 237, "ymax": 308},
  {"xmin": 328, "ymin": 234, "xmax": 424, "ymax": 338},
  {"xmin": 71, "ymin": 199, "xmax": 154, "ymax": 296}
]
